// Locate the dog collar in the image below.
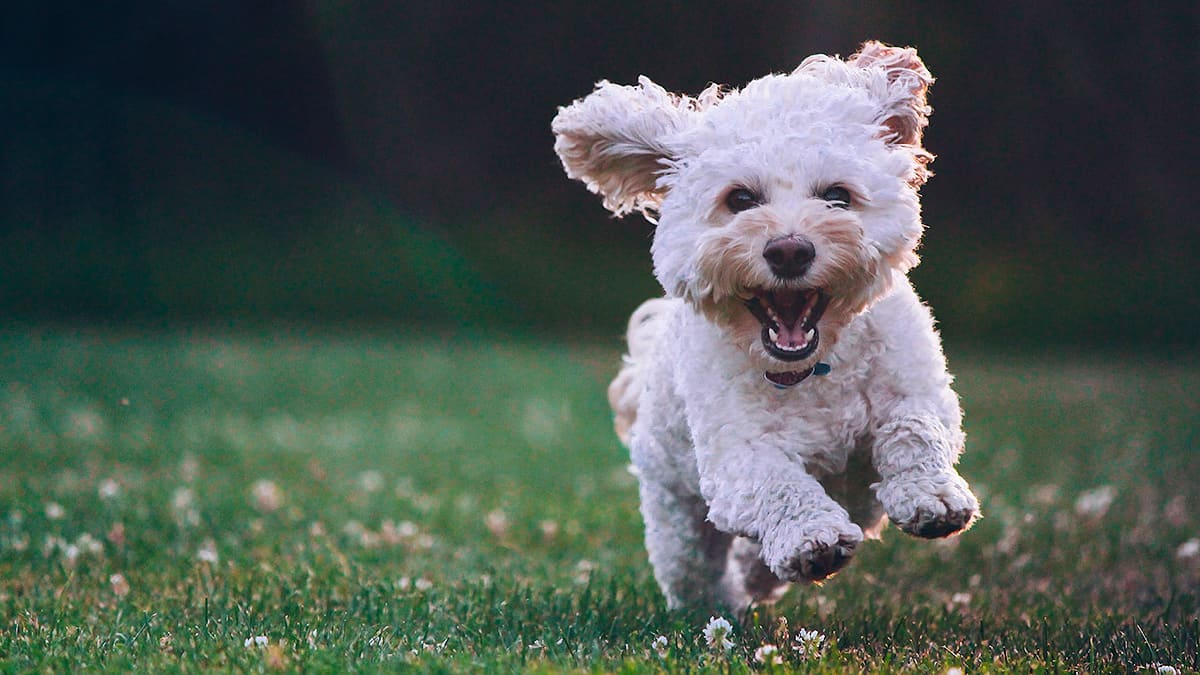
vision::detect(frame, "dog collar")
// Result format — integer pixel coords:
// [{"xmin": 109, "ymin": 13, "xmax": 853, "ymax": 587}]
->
[{"xmin": 765, "ymin": 362, "xmax": 831, "ymax": 389}]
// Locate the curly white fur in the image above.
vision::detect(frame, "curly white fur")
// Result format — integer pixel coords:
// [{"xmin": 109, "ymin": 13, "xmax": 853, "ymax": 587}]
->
[{"xmin": 554, "ymin": 41, "xmax": 979, "ymax": 612}]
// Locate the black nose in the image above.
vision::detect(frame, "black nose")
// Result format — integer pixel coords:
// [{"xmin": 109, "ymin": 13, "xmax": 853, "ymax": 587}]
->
[{"xmin": 762, "ymin": 235, "xmax": 816, "ymax": 279}]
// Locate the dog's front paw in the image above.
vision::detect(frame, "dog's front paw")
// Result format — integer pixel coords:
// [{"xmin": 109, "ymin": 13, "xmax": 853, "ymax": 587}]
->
[
  {"xmin": 875, "ymin": 470, "xmax": 979, "ymax": 538},
  {"xmin": 763, "ymin": 521, "xmax": 863, "ymax": 583}
]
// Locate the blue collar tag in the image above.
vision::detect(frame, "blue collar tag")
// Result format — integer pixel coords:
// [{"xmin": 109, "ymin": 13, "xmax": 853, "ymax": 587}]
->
[{"xmin": 812, "ymin": 362, "xmax": 831, "ymax": 376}]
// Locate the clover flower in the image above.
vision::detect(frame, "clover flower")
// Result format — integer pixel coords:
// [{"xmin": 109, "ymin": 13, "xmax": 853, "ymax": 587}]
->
[
  {"xmin": 252, "ymin": 480, "xmax": 283, "ymax": 513},
  {"xmin": 45, "ymin": 502, "xmax": 65, "ymax": 520},
  {"xmin": 197, "ymin": 538, "xmax": 219, "ymax": 564},
  {"xmin": 792, "ymin": 627, "xmax": 826, "ymax": 658},
  {"xmin": 109, "ymin": 573, "xmax": 130, "ymax": 597},
  {"xmin": 754, "ymin": 643, "xmax": 783, "ymax": 664},
  {"xmin": 702, "ymin": 616, "xmax": 734, "ymax": 651},
  {"xmin": 1074, "ymin": 485, "xmax": 1116, "ymax": 518},
  {"xmin": 1176, "ymin": 539, "xmax": 1199, "ymax": 560},
  {"xmin": 98, "ymin": 479, "xmax": 121, "ymax": 500}
]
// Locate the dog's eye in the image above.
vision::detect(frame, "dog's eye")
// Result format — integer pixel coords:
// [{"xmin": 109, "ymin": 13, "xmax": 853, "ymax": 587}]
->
[
  {"xmin": 819, "ymin": 186, "xmax": 851, "ymax": 208},
  {"xmin": 724, "ymin": 187, "xmax": 763, "ymax": 213}
]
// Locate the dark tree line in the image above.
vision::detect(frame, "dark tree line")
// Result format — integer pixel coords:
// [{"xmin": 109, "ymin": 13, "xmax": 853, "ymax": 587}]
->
[{"xmin": 1, "ymin": 2, "xmax": 1196, "ymax": 343}]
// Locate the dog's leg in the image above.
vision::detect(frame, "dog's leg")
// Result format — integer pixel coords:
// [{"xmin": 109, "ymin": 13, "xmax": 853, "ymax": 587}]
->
[
  {"xmin": 722, "ymin": 537, "xmax": 788, "ymax": 609},
  {"xmin": 864, "ymin": 282, "xmax": 980, "ymax": 538},
  {"xmin": 821, "ymin": 446, "xmax": 889, "ymax": 538},
  {"xmin": 637, "ymin": 478, "xmax": 733, "ymax": 610},
  {"xmin": 696, "ymin": 448, "xmax": 864, "ymax": 585},
  {"xmin": 871, "ymin": 413, "xmax": 979, "ymax": 538}
]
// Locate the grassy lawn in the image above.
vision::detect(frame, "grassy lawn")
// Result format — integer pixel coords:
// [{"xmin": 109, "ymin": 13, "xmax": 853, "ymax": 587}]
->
[{"xmin": 0, "ymin": 325, "xmax": 1197, "ymax": 672}]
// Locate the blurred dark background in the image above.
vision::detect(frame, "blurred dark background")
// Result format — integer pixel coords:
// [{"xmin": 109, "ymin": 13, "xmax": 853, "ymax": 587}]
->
[{"xmin": 2, "ymin": 2, "xmax": 1197, "ymax": 348}]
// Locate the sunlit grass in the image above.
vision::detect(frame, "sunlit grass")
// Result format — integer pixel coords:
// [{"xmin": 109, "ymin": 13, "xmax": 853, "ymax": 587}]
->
[{"xmin": 0, "ymin": 327, "xmax": 1197, "ymax": 672}]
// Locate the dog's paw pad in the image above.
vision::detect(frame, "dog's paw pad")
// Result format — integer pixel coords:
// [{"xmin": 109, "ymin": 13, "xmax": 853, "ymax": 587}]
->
[
  {"xmin": 899, "ymin": 501, "xmax": 977, "ymax": 538},
  {"xmin": 772, "ymin": 533, "xmax": 860, "ymax": 583},
  {"xmin": 878, "ymin": 472, "xmax": 980, "ymax": 539}
]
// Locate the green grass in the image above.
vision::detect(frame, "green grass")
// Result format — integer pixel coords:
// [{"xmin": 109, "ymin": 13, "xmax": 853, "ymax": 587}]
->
[{"xmin": 1, "ymin": 326, "xmax": 1197, "ymax": 672}]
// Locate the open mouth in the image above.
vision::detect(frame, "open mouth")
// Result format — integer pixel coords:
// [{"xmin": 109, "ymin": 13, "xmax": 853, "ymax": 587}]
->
[{"xmin": 743, "ymin": 288, "xmax": 829, "ymax": 362}]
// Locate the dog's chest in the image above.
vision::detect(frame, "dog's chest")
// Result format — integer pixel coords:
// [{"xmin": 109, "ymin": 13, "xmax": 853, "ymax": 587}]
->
[
  {"xmin": 754, "ymin": 375, "xmax": 872, "ymax": 475},
  {"xmin": 680, "ymin": 357, "xmax": 874, "ymax": 477},
  {"xmin": 672, "ymin": 306, "xmax": 881, "ymax": 476}
]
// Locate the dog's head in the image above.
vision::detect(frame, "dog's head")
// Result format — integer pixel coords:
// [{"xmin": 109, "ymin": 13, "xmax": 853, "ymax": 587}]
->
[{"xmin": 553, "ymin": 42, "xmax": 934, "ymax": 375}]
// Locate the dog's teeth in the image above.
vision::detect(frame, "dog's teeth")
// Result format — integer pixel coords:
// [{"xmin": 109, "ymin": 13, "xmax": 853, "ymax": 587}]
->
[
  {"xmin": 768, "ymin": 328, "xmax": 779, "ymax": 342},
  {"xmin": 805, "ymin": 328, "xmax": 815, "ymax": 340},
  {"xmin": 778, "ymin": 339, "xmax": 804, "ymax": 352}
]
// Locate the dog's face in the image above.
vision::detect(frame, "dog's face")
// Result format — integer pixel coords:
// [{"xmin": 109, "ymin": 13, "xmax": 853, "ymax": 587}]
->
[{"xmin": 554, "ymin": 42, "xmax": 934, "ymax": 374}]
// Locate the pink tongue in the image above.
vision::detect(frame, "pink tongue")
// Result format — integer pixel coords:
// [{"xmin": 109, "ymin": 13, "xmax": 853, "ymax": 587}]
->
[
  {"xmin": 770, "ymin": 292, "xmax": 808, "ymax": 347},
  {"xmin": 775, "ymin": 322, "xmax": 805, "ymax": 348}
]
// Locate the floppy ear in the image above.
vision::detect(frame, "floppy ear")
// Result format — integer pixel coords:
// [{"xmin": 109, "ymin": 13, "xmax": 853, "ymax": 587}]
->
[
  {"xmin": 552, "ymin": 76, "xmax": 697, "ymax": 218},
  {"xmin": 847, "ymin": 41, "xmax": 934, "ymax": 147}
]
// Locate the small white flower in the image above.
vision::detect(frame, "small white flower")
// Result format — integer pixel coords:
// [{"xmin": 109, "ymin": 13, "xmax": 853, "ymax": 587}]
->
[
  {"xmin": 172, "ymin": 487, "xmax": 195, "ymax": 510},
  {"xmin": 792, "ymin": 628, "xmax": 826, "ymax": 658},
  {"xmin": 1074, "ymin": 485, "xmax": 1116, "ymax": 518},
  {"xmin": 754, "ymin": 643, "xmax": 783, "ymax": 664},
  {"xmin": 68, "ymin": 408, "xmax": 106, "ymax": 439},
  {"xmin": 252, "ymin": 480, "xmax": 283, "ymax": 513},
  {"xmin": 61, "ymin": 543, "xmax": 80, "ymax": 566},
  {"xmin": 358, "ymin": 470, "xmax": 385, "ymax": 493},
  {"xmin": 45, "ymin": 502, "xmax": 65, "ymax": 520},
  {"xmin": 947, "ymin": 591, "xmax": 972, "ymax": 611},
  {"xmin": 422, "ymin": 638, "xmax": 448, "ymax": 653},
  {"xmin": 651, "ymin": 635, "xmax": 669, "ymax": 657},
  {"xmin": 76, "ymin": 533, "xmax": 103, "ymax": 555},
  {"xmin": 244, "ymin": 635, "xmax": 269, "ymax": 648},
  {"xmin": 1155, "ymin": 665, "xmax": 1179, "ymax": 675},
  {"xmin": 702, "ymin": 616, "xmax": 735, "ymax": 651},
  {"xmin": 485, "ymin": 509, "xmax": 509, "ymax": 537},
  {"xmin": 945, "ymin": 667, "xmax": 965, "ymax": 675},
  {"xmin": 573, "ymin": 559, "xmax": 596, "ymax": 584},
  {"xmin": 197, "ymin": 539, "xmax": 219, "ymax": 564},
  {"xmin": 98, "ymin": 479, "xmax": 121, "ymax": 500},
  {"xmin": 110, "ymin": 573, "xmax": 131, "ymax": 597},
  {"xmin": 172, "ymin": 487, "xmax": 200, "ymax": 527},
  {"xmin": 1176, "ymin": 538, "xmax": 1200, "ymax": 560}
]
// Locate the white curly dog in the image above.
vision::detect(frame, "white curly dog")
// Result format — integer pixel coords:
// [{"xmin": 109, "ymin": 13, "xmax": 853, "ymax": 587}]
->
[{"xmin": 553, "ymin": 41, "xmax": 980, "ymax": 611}]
